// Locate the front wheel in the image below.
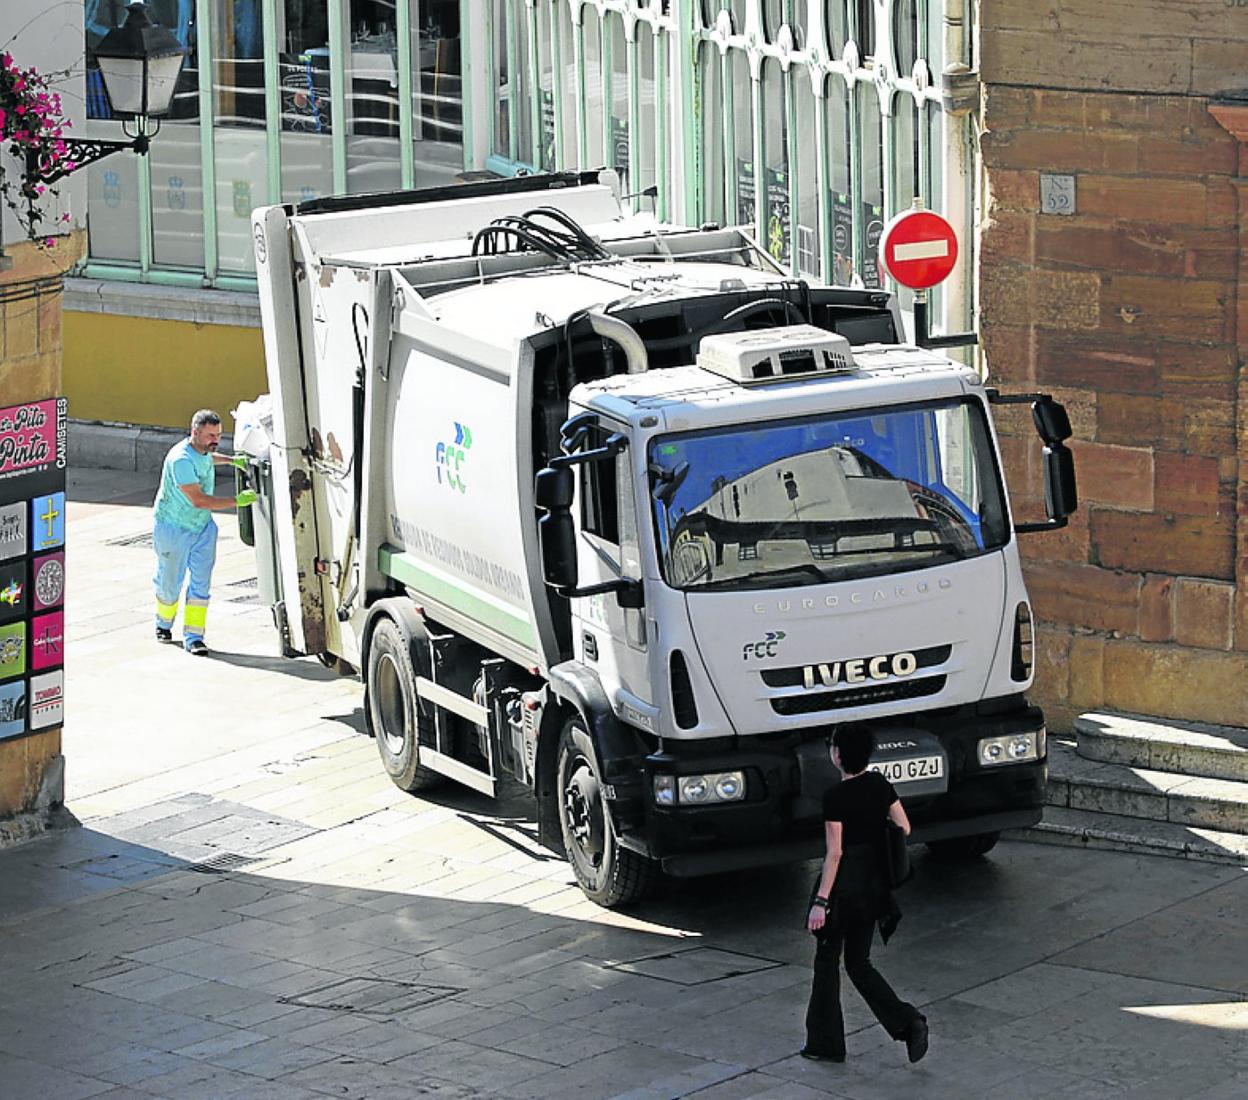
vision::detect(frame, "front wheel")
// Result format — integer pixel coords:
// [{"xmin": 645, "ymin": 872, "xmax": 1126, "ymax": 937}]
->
[
  {"xmin": 366, "ymin": 618, "xmax": 444, "ymax": 793},
  {"xmin": 925, "ymin": 831, "xmax": 1000, "ymax": 861},
  {"xmin": 556, "ymin": 719, "xmax": 656, "ymax": 907}
]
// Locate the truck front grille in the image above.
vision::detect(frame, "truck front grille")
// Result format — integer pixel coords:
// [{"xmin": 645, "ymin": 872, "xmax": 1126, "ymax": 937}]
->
[
  {"xmin": 770, "ymin": 675, "xmax": 946, "ymax": 715},
  {"xmin": 759, "ymin": 644, "xmax": 952, "ymax": 689}
]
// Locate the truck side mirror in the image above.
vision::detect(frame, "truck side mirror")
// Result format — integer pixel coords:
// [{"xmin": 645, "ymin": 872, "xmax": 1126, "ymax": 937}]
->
[
  {"xmin": 1043, "ymin": 445, "xmax": 1077, "ymax": 521},
  {"xmin": 535, "ymin": 466, "xmax": 574, "ymax": 511},
  {"xmin": 539, "ymin": 511, "xmax": 579, "ymax": 589},
  {"xmin": 1032, "ymin": 396, "xmax": 1072, "ymax": 446}
]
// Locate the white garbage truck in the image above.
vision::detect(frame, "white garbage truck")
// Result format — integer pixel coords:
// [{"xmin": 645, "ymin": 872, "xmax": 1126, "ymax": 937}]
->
[{"xmin": 247, "ymin": 171, "xmax": 1076, "ymax": 906}]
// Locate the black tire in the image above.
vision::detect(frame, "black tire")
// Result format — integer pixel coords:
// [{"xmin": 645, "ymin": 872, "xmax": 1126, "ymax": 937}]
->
[
  {"xmin": 556, "ymin": 719, "xmax": 656, "ymax": 908},
  {"xmin": 366, "ymin": 618, "xmax": 444, "ymax": 792},
  {"xmin": 926, "ymin": 831, "xmax": 1000, "ymax": 861}
]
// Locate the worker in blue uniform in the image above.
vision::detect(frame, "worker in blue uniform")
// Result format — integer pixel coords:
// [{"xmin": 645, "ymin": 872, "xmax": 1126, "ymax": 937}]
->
[{"xmin": 152, "ymin": 409, "xmax": 255, "ymax": 655}]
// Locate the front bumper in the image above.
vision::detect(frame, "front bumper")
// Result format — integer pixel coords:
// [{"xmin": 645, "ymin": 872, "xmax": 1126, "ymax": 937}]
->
[{"xmin": 614, "ymin": 698, "xmax": 1047, "ymax": 877}]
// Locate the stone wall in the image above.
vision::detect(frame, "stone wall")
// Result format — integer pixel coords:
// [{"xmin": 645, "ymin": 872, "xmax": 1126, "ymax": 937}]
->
[
  {"xmin": 0, "ymin": 230, "xmax": 82, "ymax": 827},
  {"xmin": 978, "ymin": 3, "xmax": 1248, "ymax": 731}
]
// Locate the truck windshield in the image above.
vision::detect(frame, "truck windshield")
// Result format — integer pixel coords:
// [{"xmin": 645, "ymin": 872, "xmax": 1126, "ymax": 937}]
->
[{"xmin": 648, "ymin": 398, "xmax": 1009, "ymax": 590}]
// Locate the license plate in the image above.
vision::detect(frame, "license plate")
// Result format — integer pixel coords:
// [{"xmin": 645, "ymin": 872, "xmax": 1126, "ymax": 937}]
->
[{"xmin": 870, "ymin": 755, "xmax": 944, "ymax": 783}]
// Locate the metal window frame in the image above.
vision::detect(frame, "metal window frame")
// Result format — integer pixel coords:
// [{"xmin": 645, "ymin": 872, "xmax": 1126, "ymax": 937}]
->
[
  {"xmin": 86, "ymin": 0, "xmax": 472, "ymax": 290},
  {"xmin": 478, "ymin": 0, "xmax": 971, "ymax": 336}
]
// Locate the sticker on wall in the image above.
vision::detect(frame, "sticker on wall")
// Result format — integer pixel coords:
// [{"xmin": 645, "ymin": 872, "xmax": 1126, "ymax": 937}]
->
[
  {"xmin": 0, "ymin": 560, "xmax": 26, "ymax": 620},
  {"xmin": 0, "ymin": 678, "xmax": 26, "ymax": 739},
  {"xmin": 31, "ymin": 492, "xmax": 65, "ymax": 552},
  {"xmin": 31, "ymin": 611, "xmax": 63, "ymax": 671},
  {"xmin": 0, "ymin": 502, "xmax": 25, "ymax": 561},
  {"xmin": 0, "ymin": 620, "xmax": 25, "ymax": 678},
  {"xmin": 28, "ymin": 670, "xmax": 63, "ymax": 730},
  {"xmin": 32, "ymin": 552, "xmax": 64, "ymax": 611}
]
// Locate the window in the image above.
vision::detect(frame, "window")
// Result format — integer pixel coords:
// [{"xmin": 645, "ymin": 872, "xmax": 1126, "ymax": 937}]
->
[
  {"xmin": 581, "ymin": 431, "xmax": 620, "ymax": 545},
  {"xmin": 83, "ymin": 0, "xmax": 463, "ymax": 284}
]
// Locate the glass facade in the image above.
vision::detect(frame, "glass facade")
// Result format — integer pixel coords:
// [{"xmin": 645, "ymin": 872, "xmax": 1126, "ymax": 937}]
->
[
  {"xmin": 83, "ymin": 0, "xmax": 464, "ymax": 284},
  {"xmin": 81, "ymin": 0, "xmax": 971, "ymax": 318}
]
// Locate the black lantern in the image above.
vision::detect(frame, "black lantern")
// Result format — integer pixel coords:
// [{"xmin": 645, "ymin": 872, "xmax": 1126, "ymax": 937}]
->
[
  {"xmin": 94, "ymin": 1, "xmax": 186, "ymax": 122},
  {"xmin": 25, "ymin": 2, "xmax": 186, "ymax": 186}
]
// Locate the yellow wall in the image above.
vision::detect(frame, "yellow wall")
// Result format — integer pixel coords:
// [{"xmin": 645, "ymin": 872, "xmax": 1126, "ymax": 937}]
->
[{"xmin": 64, "ymin": 312, "xmax": 266, "ymax": 429}]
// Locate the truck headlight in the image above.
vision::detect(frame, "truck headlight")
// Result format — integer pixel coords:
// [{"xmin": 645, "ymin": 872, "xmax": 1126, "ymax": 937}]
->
[
  {"xmin": 978, "ymin": 729, "xmax": 1046, "ymax": 767},
  {"xmin": 652, "ymin": 771, "xmax": 746, "ymax": 805}
]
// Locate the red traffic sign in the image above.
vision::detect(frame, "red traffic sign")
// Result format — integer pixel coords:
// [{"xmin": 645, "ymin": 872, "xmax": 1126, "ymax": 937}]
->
[{"xmin": 879, "ymin": 208, "xmax": 959, "ymax": 290}]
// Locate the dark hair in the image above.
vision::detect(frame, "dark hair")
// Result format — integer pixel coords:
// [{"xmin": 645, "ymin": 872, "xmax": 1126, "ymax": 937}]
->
[
  {"xmin": 191, "ymin": 409, "xmax": 222, "ymax": 430},
  {"xmin": 833, "ymin": 726, "xmax": 875, "ymax": 774}
]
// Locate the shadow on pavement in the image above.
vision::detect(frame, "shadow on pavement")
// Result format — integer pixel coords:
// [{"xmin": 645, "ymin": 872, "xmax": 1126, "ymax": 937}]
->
[
  {"xmin": 3, "ymin": 819, "xmax": 1247, "ymax": 1100},
  {"xmin": 207, "ymin": 649, "xmax": 347, "ymax": 683}
]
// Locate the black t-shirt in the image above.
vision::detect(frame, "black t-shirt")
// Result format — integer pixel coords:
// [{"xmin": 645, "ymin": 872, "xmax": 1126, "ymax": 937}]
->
[{"xmin": 822, "ymin": 771, "xmax": 898, "ymax": 847}]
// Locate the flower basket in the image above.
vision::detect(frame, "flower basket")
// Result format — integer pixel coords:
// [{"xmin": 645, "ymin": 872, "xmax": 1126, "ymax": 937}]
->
[{"xmin": 0, "ymin": 51, "xmax": 74, "ymax": 247}]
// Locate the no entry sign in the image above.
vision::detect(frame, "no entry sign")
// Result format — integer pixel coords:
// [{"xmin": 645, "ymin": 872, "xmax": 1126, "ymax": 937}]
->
[{"xmin": 879, "ymin": 208, "xmax": 959, "ymax": 290}]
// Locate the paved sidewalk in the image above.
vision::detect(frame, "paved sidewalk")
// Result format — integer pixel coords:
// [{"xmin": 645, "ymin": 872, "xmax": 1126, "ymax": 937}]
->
[{"xmin": 0, "ymin": 467, "xmax": 1246, "ymax": 1099}]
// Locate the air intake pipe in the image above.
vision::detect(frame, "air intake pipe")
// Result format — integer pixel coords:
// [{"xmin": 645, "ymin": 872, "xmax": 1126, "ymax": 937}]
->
[{"xmin": 588, "ymin": 309, "xmax": 648, "ymax": 375}]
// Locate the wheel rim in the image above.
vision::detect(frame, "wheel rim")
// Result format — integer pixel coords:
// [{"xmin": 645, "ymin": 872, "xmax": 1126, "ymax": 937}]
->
[
  {"xmin": 563, "ymin": 755, "xmax": 605, "ymax": 867},
  {"xmin": 375, "ymin": 651, "xmax": 408, "ymax": 757}
]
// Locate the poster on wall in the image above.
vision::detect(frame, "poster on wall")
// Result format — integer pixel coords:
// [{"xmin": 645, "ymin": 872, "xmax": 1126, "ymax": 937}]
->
[{"xmin": 0, "ymin": 396, "xmax": 67, "ymax": 742}]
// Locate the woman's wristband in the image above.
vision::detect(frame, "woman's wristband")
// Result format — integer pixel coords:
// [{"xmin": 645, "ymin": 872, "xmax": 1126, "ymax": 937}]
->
[{"xmin": 812, "ymin": 896, "xmax": 829, "ymax": 909}]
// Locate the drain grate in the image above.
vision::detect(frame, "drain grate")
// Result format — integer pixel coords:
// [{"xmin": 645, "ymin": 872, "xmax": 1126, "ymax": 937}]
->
[
  {"xmin": 227, "ymin": 577, "xmax": 259, "ymax": 588},
  {"xmin": 186, "ymin": 852, "xmax": 265, "ymax": 874},
  {"xmin": 604, "ymin": 946, "xmax": 784, "ymax": 986},
  {"xmin": 279, "ymin": 977, "xmax": 464, "ymax": 1017},
  {"xmin": 228, "ymin": 593, "xmax": 260, "ymax": 604},
  {"xmin": 105, "ymin": 532, "xmax": 153, "ymax": 548}
]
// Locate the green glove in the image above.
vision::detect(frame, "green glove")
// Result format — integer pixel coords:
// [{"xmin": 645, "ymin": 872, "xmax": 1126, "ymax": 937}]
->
[
  {"xmin": 230, "ymin": 454, "xmax": 249, "ymax": 470},
  {"xmin": 236, "ymin": 489, "xmax": 258, "ymax": 508}
]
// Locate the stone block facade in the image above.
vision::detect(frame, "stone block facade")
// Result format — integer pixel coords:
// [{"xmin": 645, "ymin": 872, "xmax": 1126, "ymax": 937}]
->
[
  {"xmin": 0, "ymin": 230, "xmax": 83, "ymax": 827},
  {"xmin": 978, "ymin": 2, "xmax": 1248, "ymax": 731}
]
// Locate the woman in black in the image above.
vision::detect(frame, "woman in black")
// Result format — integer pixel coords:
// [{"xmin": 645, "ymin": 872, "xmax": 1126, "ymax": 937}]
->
[{"xmin": 802, "ymin": 725, "xmax": 928, "ymax": 1064}]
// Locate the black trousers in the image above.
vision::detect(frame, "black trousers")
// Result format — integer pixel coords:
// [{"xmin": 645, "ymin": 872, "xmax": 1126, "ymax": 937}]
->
[{"xmin": 805, "ymin": 912, "xmax": 920, "ymax": 1057}]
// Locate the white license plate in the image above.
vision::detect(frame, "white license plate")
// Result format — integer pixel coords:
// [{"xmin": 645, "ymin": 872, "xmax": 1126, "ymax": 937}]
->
[{"xmin": 870, "ymin": 755, "xmax": 944, "ymax": 783}]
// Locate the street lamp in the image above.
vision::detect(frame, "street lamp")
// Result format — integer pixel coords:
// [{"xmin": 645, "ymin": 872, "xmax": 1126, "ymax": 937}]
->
[{"xmin": 25, "ymin": 2, "xmax": 185, "ymax": 187}]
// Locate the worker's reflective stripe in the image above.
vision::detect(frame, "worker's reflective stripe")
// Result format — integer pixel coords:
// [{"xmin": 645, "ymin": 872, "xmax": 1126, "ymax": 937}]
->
[
  {"xmin": 156, "ymin": 599, "xmax": 179, "ymax": 622},
  {"xmin": 183, "ymin": 600, "xmax": 209, "ymax": 630}
]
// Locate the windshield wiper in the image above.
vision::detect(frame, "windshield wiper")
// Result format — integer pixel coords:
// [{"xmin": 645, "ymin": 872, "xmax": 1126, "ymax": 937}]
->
[{"xmin": 696, "ymin": 563, "xmax": 833, "ymax": 591}]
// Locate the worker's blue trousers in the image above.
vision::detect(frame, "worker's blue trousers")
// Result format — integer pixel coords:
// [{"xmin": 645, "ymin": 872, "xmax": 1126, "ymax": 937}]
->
[{"xmin": 153, "ymin": 519, "xmax": 217, "ymax": 649}]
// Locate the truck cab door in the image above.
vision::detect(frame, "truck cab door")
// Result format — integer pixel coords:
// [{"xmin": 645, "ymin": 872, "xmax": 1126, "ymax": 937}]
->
[{"xmin": 571, "ymin": 419, "xmax": 649, "ymax": 704}]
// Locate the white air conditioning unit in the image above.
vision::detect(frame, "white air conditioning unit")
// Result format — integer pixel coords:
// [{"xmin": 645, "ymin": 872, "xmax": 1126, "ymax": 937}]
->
[{"xmin": 696, "ymin": 324, "xmax": 856, "ymax": 384}]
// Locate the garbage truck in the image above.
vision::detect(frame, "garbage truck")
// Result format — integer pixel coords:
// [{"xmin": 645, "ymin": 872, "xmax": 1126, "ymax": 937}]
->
[{"xmin": 246, "ymin": 171, "xmax": 1077, "ymax": 906}]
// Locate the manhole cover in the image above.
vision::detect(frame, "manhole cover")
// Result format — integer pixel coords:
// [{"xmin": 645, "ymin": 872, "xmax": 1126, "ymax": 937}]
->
[
  {"xmin": 279, "ymin": 977, "xmax": 464, "ymax": 1017},
  {"xmin": 605, "ymin": 946, "xmax": 783, "ymax": 986},
  {"xmin": 105, "ymin": 532, "xmax": 153, "ymax": 548},
  {"xmin": 187, "ymin": 852, "xmax": 265, "ymax": 874}
]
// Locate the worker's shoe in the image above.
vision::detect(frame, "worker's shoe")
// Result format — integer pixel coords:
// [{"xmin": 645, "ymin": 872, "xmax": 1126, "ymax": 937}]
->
[
  {"xmin": 185, "ymin": 639, "xmax": 209, "ymax": 657},
  {"xmin": 905, "ymin": 1017, "xmax": 929, "ymax": 1064},
  {"xmin": 155, "ymin": 626, "xmax": 173, "ymax": 643}
]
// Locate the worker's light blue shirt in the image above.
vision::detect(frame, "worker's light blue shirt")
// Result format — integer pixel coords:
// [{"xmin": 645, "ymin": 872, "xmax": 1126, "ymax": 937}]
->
[{"xmin": 153, "ymin": 439, "xmax": 215, "ymax": 532}]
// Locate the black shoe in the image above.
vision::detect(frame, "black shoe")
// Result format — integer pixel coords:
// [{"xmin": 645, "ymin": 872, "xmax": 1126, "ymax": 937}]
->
[
  {"xmin": 156, "ymin": 627, "xmax": 173, "ymax": 643},
  {"xmin": 186, "ymin": 640, "xmax": 209, "ymax": 656},
  {"xmin": 800, "ymin": 1048, "xmax": 845, "ymax": 1063},
  {"xmin": 906, "ymin": 1017, "xmax": 928, "ymax": 1064}
]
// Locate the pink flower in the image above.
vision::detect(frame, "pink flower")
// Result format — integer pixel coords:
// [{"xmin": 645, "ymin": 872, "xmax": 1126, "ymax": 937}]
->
[{"xmin": 43, "ymin": 237, "xmax": 54, "ymax": 248}]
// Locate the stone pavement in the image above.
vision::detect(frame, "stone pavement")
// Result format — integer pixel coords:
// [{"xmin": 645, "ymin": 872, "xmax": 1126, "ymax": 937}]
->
[{"xmin": 0, "ymin": 466, "xmax": 1246, "ymax": 1099}]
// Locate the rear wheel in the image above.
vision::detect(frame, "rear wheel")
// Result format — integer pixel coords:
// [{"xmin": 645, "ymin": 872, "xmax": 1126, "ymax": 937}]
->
[
  {"xmin": 367, "ymin": 618, "xmax": 444, "ymax": 792},
  {"xmin": 926, "ymin": 831, "xmax": 1000, "ymax": 861},
  {"xmin": 556, "ymin": 719, "xmax": 655, "ymax": 907}
]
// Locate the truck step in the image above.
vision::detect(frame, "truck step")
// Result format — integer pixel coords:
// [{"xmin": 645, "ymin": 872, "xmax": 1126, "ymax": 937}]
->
[
  {"xmin": 1045, "ymin": 741, "xmax": 1248, "ymax": 836},
  {"xmin": 1074, "ymin": 710, "xmax": 1248, "ymax": 783},
  {"xmin": 1015, "ymin": 806, "xmax": 1248, "ymax": 866}
]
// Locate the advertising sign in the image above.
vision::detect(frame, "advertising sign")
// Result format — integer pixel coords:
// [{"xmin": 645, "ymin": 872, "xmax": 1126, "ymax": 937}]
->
[{"xmin": 0, "ymin": 397, "xmax": 67, "ymax": 741}]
